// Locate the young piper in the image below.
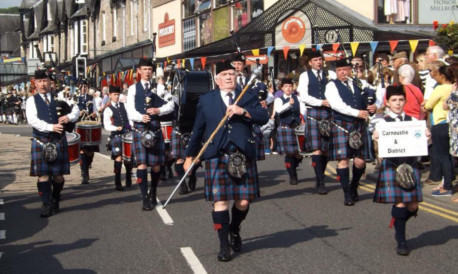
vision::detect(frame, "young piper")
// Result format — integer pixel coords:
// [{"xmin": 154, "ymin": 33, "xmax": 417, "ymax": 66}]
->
[
  {"xmin": 103, "ymin": 85, "xmax": 133, "ymax": 191},
  {"xmin": 373, "ymin": 85, "xmax": 426, "ymax": 256},
  {"xmin": 274, "ymin": 78, "xmax": 306, "ymax": 185}
]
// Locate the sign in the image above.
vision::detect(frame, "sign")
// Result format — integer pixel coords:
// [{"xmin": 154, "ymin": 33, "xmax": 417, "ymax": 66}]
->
[
  {"xmin": 376, "ymin": 121, "xmax": 428, "ymax": 158},
  {"xmin": 282, "ymin": 16, "xmax": 306, "ymax": 44},
  {"xmin": 158, "ymin": 13, "xmax": 175, "ymax": 48},
  {"xmin": 245, "ymin": 55, "xmax": 269, "ymax": 65},
  {"xmin": 418, "ymin": 0, "xmax": 458, "ymax": 24}
]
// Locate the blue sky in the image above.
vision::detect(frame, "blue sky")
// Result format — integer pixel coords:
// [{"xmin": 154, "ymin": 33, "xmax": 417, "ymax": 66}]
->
[{"xmin": 0, "ymin": 0, "xmax": 23, "ymax": 9}]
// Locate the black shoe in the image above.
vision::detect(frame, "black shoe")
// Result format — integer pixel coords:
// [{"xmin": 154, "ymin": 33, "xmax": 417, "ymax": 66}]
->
[
  {"xmin": 81, "ymin": 172, "xmax": 89, "ymax": 184},
  {"xmin": 150, "ymin": 191, "xmax": 157, "ymax": 206},
  {"xmin": 217, "ymin": 246, "xmax": 232, "ymax": 262},
  {"xmin": 167, "ymin": 166, "xmax": 174, "ymax": 179},
  {"xmin": 344, "ymin": 192, "xmax": 354, "ymax": 206},
  {"xmin": 179, "ymin": 183, "xmax": 189, "ymax": 195},
  {"xmin": 351, "ymin": 189, "xmax": 359, "ymax": 202},
  {"xmin": 289, "ymin": 176, "xmax": 298, "ymax": 185},
  {"xmin": 125, "ymin": 174, "xmax": 132, "ymax": 188},
  {"xmin": 188, "ymin": 176, "xmax": 196, "ymax": 191},
  {"xmin": 40, "ymin": 203, "xmax": 53, "ymax": 218},
  {"xmin": 142, "ymin": 197, "xmax": 153, "ymax": 211},
  {"xmin": 397, "ymin": 242, "xmax": 410, "ymax": 256},
  {"xmin": 115, "ymin": 185, "xmax": 125, "ymax": 191},
  {"xmin": 317, "ymin": 183, "xmax": 328, "ymax": 195},
  {"xmin": 52, "ymin": 198, "xmax": 60, "ymax": 213},
  {"xmin": 230, "ymin": 231, "xmax": 242, "ymax": 252}
]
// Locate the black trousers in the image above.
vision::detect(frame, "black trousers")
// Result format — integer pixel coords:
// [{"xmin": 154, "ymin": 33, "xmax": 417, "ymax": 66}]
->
[{"xmin": 431, "ymin": 123, "xmax": 455, "ymax": 190}]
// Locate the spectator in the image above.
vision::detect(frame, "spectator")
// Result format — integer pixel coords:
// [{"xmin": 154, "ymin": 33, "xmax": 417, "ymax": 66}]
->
[
  {"xmin": 416, "ymin": 53, "xmax": 428, "ymax": 93},
  {"xmin": 398, "ymin": 64, "xmax": 424, "ymax": 120},
  {"xmin": 424, "ymin": 46, "xmax": 445, "ymax": 100}
]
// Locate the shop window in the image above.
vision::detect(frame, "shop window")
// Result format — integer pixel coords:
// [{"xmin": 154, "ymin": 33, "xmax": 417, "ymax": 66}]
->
[
  {"xmin": 183, "ymin": 17, "xmax": 196, "ymax": 51},
  {"xmin": 195, "ymin": 0, "xmax": 211, "ymax": 14},
  {"xmin": 183, "ymin": 0, "xmax": 197, "ymax": 18},
  {"xmin": 250, "ymin": 0, "xmax": 263, "ymax": 19},
  {"xmin": 233, "ymin": 0, "xmax": 248, "ymax": 32},
  {"xmin": 199, "ymin": 12, "xmax": 212, "ymax": 46},
  {"xmin": 215, "ymin": 0, "xmax": 228, "ymax": 8},
  {"xmin": 376, "ymin": 0, "xmax": 412, "ymax": 24}
]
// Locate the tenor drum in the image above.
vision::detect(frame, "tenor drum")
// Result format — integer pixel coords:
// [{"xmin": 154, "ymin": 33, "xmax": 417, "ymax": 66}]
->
[
  {"xmin": 76, "ymin": 121, "xmax": 102, "ymax": 146},
  {"xmin": 173, "ymin": 69, "xmax": 214, "ymax": 133},
  {"xmin": 160, "ymin": 121, "xmax": 173, "ymax": 143},
  {"xmin": 294, "ymin": 124, "xmax": 306, "ymax": 154},
  {"xmin": 122, "ymin": 132, "xmax": 133, "ymax": 161},
  {"xmin": 66, "ymin": 132, "xmax": 80, "ymax": 164}
]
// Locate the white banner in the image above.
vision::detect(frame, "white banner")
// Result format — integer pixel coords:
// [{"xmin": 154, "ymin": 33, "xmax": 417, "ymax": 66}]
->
[
  {"xmin": 418, "ymin": 0, "xmax": 458, "ymax": 24},
  {"xmin": 376, "ymin": 121, "xmax": 428, "ymax": 158}
]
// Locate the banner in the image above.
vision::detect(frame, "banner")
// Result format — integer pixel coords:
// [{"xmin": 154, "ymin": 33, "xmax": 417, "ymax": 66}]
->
[{"xmin": 376, "ymin": 121, "xmax": 428, "ymax": 158}]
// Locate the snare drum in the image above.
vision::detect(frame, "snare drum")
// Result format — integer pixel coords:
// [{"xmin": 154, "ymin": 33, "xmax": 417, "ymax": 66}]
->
[
  {"xmin": 294, "ymin": 124, "xmax": 306, "ymax": 154},
  {"xmin": 122, "ymin": 132, "xmax": 133, "ymax": 161},
  {"xmin": 76, "ymin": 121, "xmax": 102, "ymax": 146},
  {"xmin": 66, "ymin": 132, "xmax": 80, "ymax": 164},
  {"xmin": 160, "ymin": 121, "xmax": 173, "ymax": 143}
]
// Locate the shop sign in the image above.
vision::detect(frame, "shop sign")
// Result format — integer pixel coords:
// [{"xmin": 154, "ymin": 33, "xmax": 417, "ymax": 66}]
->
[
  {"xmin": 158, "ymin": 13, "xmax": 175, "ymax": 48},
  {"xmin": 245, "ymin": 55, "xmax": 269, "ymax": 65},
  {"xmin": 282, "ymin": 17, "xmax": 306, "ymax": 44},
  {"xmin": 418, "ymin": 0, "xmax": 458, "ymax": 24}
]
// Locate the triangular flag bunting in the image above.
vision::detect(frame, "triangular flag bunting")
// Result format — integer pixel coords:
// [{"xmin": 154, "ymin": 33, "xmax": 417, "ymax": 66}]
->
[
  {"xmin": 201, "ymin": 57, "xmax": 207, "ymax": 69},
  {"xmin": 299, "ymin": 44, "xmax": 306, "ymax": 57},
  {"xmin": 182, "ymin": 59, "xmax": 186, "ymax": 68},
  {"xmin": 350, "ymin": 42, "xmax": 360, "ymax": 56},
  {"xmin": 369, "ymin": 41, "xmax": 379, "ymax": 52},
  {"xmin": 409, "ymin": 40, "xmax": 419, "ymax": 52},
  {"xmin": 429, "ymin": 40, "xmax": 435, "ymax": 46},
  {"xmin": 252, "ymin": 49, "xmax": 260, "ymax": 56},
  {"xmin": 316, "ymin": 44, "xmax": 322, "ymax": 51},
  {"xmin": 283, "ymin": 46, "xmax": 290, "ymax": 60},
  {"xmin": 267, "ymin": 46, "xmax": 275, "ymax": 56},
  {"xmin": 389, "ymin": 40, "xmax": 399, "ymax": 54},
  {"xmin": 332, "ymin": 43, "xmax": 340, "ymax": 53},
  {"xmin": 190, "ymin": 58, "xmax": 195, "ymax": 69},
  {"xmin": 177, "ymin": 59, "xmax": 181, "ymax": 68}
]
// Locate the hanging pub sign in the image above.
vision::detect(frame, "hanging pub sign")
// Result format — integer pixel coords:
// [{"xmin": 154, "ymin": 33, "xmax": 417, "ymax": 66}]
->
[
  {"xmin": 276, "ymin": 11, "xmax": 312, "ymax": 47},
  {"xmin": 158, "ymin": 13, "xmax": 175, "ymax": 48}
]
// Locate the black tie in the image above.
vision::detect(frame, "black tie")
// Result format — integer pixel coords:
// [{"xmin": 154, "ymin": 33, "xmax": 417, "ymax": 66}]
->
[
  {"xmin": 227, "ymin": 92, "xmax": 234, "ymax": 105},
  {"xmin": 317, "ymin": 70, "xmax": 322, "ymax": 82},
  {"xmin": 145, "ymin": 83, "xmax": 150, "ymax": 91},
  {"xmin": 44, "ymin": 95, "xmax": 50, "ymax": 105},
  {"xmin": 115, "ymin": 103, "xmax": 119, "ymax": 108},
  {"xmin": 238, "ymin": 76, "xmax": 244, "ymax": 88},
  {"xmin": 398, "ymin": 115, "xmax": 403, "ymax": 121},
  {"xmin": 344, "ymin": 81, "xmax": 351, "ymax": 90}
]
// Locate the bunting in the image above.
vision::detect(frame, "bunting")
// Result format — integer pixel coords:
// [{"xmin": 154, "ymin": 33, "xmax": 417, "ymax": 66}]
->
[
  {"xmin": 332, "ymin": 43, "xmax": 340, "ymax": 53},
  {"xmin": 369, "ymin": 41, "xmax": 378, "ymax": 52},
  {"xmin": 267, "ymin": 46, "xmax": 275, "ymax": 56},
  {"xmin": 350, "ymin": 42, "xmax": 360, "ymax": 56},
  {"xmin": 316, "ymin": 44, "xmax": 322, "ymax": 51},
  {"xmin": 201, "ymin": 57, "xmax": 207, "ymax": 69},
  {"xmin": 182, "ymin": 59, "xmax": 186, "ymax": 68},
  {"xmin": 409, "ymin": 40, "xmax": 419, "ymax": 52},
  {"xmin": 283, "ymin": 46, "xmax": 290, "ymax": 60},
  {"xmin": 299, "ymin": 44, "xmax": 305, "ymax": 57},
  {"xmin": 190, "ymin": 58, "xmax": 195, "ymax": 69},
  {"xmin": 429, "ymin": 40, "xmax": 435, "ymax": 46},
  {"xmin": 252, "ymin": 49, "xmax": 260, "ymax": 56},
  {"xmin": 389, "ymin": 40, "xmax": 399, "ymax": 54}
]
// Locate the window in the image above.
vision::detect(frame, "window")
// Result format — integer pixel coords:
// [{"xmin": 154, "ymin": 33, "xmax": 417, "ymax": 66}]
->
[
  {"xmin": 232, "ymin": 0, "xmax": 248, "ymax": 32},
  {"xmin": 49, "ymin": 35, "xmax": 54, "ymax": 53},
  {"xmin": 42, "ymin": 36, "xmax": 48, "ymax": 52},
  {"xmin": 112, "ymin": 8, "xmax": 117, "ymax": 40},
  {"xmin": 214, "ymin": 0, "xmax": 228, "ymax": 8},
  {"xmin": 183, "ymin": 0, "xmax": 196, "ymax": 18},
  {"xmin": 195, "ymin": 0, "xmax": 211, "ymax": 14},
  {"xmin": 70, "ymin": 26, "xmax": 74, "ymax": 57},
  {"xmin": 251, "ymin": 0, "xmax": 263, "ymax": 19},
  {"xmin": 199, "ymin": 12, "xmax": 212, "ymax": 46},
  {"xmin": 377, "ymin": 0, "xmax": 412, "ymax": 24},
  {"xmin": 47, "ymin": 3, "xmax": 52, "ymax": 21},
  {"xmin": 102, "ymin": 11, "xmax": 106, "ymax": 43},
  {"xmin": 143, "ymin": 0, "xmax": 148, "ymax": 32},
  {"xmin": 183, "ymin": 17, "xmax": 196, "ymax": 51},
  {"xmin": 73, "ymin": 21, "xmax": 79, "ymax": 55},
  {"xmin": 29, "ymin": 41, "xmax": 37, "ymax": 59},
  {"xmin": 80, "ymin": 20, "xmax": 88, "ymax": 54}
]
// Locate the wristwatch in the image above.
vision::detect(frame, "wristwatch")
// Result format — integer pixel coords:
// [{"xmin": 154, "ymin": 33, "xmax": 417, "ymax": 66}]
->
[{"xmin": 242, "ymin": 108, "xmax": 247, "ymax": 116}]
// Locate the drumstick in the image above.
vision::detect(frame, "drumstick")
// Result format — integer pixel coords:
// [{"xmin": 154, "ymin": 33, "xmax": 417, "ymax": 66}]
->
[{"xmin": 163, "ymin": 69, "xmax": 262, "ymax": 209}]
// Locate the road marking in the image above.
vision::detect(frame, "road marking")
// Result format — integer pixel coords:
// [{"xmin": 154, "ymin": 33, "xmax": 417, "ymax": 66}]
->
[
  {"xmin": 155, "ymin": 200, "xmax": 174, "ymax": 225},
  {"xmin": 325, "ymin": 165, "xmax": 458, "ymax": 223},
  {"xmin": 0, "ymin": 230, "xmax": 5, "ymax": 240},
  {"xmin": 95, "ymin": 153, "xmax": 111, "ymax": 160},
  {"xmin": 0, "ymin": 213, "xmax": 4, "ymax": 220},
  {"xmin": 180, "ymin": 247, "xmax": 207, "ymax": 274},
  {"xmin": 15, "ymin": 134, "xmax": 20, "ymax": 137},
  {"xmin": 0, "ymin": 199, "xmax": 3, "ymax": 205}
]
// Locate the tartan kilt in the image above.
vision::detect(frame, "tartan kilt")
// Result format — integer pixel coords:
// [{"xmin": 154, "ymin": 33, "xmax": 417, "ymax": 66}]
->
[
  {"xmin": 329, "ymin": 119, "xmax": 366, "ymax": 161},
  {"xmin": 373, "ymin": 159, "xmax": 423, "ymax": 203},
  {"xmin": 204, "ymin": 154, "xmax": 259, "ymax": 201},
  {"xmin": 30, "ymin": 135, "xmax": 70, "ymax": 176},
  {"xmin": 131, "ymin": 125, "xmax": 165, "ymax": 167},
  {"xmin": 305, "ymin": 107, "xmax": 331, "ymax": 152},
  {"xmin": 253, "ymin": 125, "xmax": 265, "ymax": 161},
  {"xmin": 110, "ymin": 135, "xmax": 123, "ymax": 160},
  {"xmin": 276, "ymin": 125, "xmax": 299, "ymax": 156},
  {"xmin": 170, "ymin": 129, "xmax": 186, "ymax": 160}
]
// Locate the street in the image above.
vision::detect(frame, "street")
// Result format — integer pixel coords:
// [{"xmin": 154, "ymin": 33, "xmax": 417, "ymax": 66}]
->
[{"xmin": 0, "ymin": 125, "xmax": 457, "ymax": 273}]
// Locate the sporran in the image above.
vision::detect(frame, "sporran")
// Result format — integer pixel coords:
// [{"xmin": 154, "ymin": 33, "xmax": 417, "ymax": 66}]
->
[
  {"xmin": 141, "ymin": 130, "xmax": 156, "ymax": 148},
  {"xmin": 318, "ymin": 119, "xmax": 332, "ymax": 137},
  {"xmin": 43, "ymin": 142, "xmax": 58, "ymax": 162},
  {"xmin": 395, "ymin": 163, "xmax": 416, "ymax": 190},
  {"xmin": 227, "ymin": 151, "xmax": 247, "ymax": 179},
  {"xmin": 349, "ymin": 130, "xmax": 363, "ymax": 149}
]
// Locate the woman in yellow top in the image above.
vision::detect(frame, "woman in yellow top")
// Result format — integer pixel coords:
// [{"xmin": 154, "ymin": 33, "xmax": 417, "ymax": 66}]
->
[{"xmin": 423, "ymin": 64, "xmax": 455, "ymax": 196}]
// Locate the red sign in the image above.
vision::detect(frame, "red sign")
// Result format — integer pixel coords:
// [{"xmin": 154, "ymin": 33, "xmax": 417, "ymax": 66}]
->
[
  {"xmin": 158, "ymin": 13, "xmax": 175, "ymax": 48},
  {"xmin": 282, "ymin": 16, "xmax": 306, "ymax": 44}
]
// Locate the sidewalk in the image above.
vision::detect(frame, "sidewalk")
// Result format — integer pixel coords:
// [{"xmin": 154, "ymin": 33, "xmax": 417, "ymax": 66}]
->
[{"xmin": 0, "ymin": 133, "xmax": 114, "ymax": 194}]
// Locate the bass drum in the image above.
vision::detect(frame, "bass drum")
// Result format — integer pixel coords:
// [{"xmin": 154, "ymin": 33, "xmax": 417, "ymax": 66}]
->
[{"xmin": 173, "ymin": 69, "xmax": 214, "ymax": 133}]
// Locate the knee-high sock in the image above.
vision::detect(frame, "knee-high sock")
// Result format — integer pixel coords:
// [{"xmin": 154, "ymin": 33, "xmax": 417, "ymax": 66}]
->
[
  {"xmin": 336, "ymin": 168, "xmax": 350, "ymax": 192},
  {"xmin": 150, "ymin": 170, "xmax": 161, "ymax": 189},
  {"xmin": 321, "ymin": 155, "xmax": 329, "ymax": 174},
  {"xmin": 212, "ymin": 210, "xmax": 230, "ymax": 248},
  {"xmin": 124, "ymin": 160, "xmax": 132, "ymax": 184},
  {"xmin": 37, "ymin": 180, "xmax": 52, "ymax": 204},
  {"xmin": 351, "ymin": 164, "xmax": 365, "ymax": 189},
  {"xmin": 80, "ymin": 153, "xmax": 88, "ymax": 172},
  {"xmin": 392, "ymin": 206, "xmax": 409, "ymax": 244},
  {"xmin": 137, "ymin": 169, "xmax": 148, "ymax": 196},
  {"xmin": 311, "ymin": 155, "xmax": 324, "ymax": 184},
  {"xmin": 230, "ymin": 204, "xmax": 249, "ymax": 234},
  {"xmin": 52, "ymin": 178, "xmax": 64, "ymax": 198},
  {"xmin": 114, "ymin": 161, "xmax": 122, "ymax": 184},
  {"xmin": 285, "ymin": 156, "xmax": 296, "ymax": 177},
  {"xmin": 174, "ymin": 162, "xmax": 185, "ymax": 178}
]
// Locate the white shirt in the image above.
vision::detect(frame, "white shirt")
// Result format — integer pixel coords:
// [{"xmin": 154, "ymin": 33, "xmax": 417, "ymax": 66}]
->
[
  {"xmin": 423, "ymin": 74, "xmax": 437, "ymax": 100},
  {"xmin": 93, "ymin": 96, "xmax": 103, "ymax": 112},
  {"xmin": 325, "ymin": 79, "xmax": 360, "ymax": 118},
  {"xmin": 298, "ymin": 69, "xmax": 336, "ymax": 107},
  {"xmin": 103, "ymin": 102, "xmax": 133, "ymax": 132},
  {"xmin": 220, "ymin": 90, "xmax": 235, "ymax": 107},
  {"xmin": 126, "ymin": 80, "xmax": 174, "ymax": 122},
  {"xmin": 273, "ymin": 94, "xmax": 307, "ymax": 117},
  {"xmin": 26, "ymin": 92, "xmax": 79, "ymax": 132}
]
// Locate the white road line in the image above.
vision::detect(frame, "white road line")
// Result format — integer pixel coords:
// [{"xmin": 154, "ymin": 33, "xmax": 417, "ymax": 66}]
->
[
  {"xmin": 0, "ymin": 230, "xmax": 5, "ymax": 240},
  {"xmin": 180, "ymin": 247, "xmax": 207, "ymax": 274},
  {"xmin": 155, "ymin": 200, "xmax": 174, "ymax": 225},
  {"xmin": 95, "ymin": 153, "xmax": 112, "ymax": 160},
  {"xmin": 0, "ymin": 213, "xmax": 4, "ymax": 221},
  {"xmin": 0, "ymin": 199, "xmax": 3, "ymax": 205}
]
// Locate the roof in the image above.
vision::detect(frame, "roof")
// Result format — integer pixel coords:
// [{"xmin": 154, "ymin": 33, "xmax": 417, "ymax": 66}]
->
[
  {"xmin": 20, "ymin": 0, "xmax": 39, "ymax": 10},
  {"xmin": 0, "ymin": 14, "xmax": 21, "ymax": 35},
  {"xmin": 0, "ymin": 32, "xmax": 21, "ymax": 53}
]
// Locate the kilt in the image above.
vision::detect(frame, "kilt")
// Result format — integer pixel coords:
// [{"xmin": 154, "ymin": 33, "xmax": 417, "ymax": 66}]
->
[
  {"xmin": 253, "ymin": 125, "xmax": 265, "ymax": 161},
  {"xmin": 276, "ymin": 125, "xmax": 299, "ymax": 156},
  {"xmin": 329, "ymin": 119, "xmax": 366, "ymax": 161},
  {"xmin": 131, "ymin": 124, "xmax": 165, "ymax": 167},
  {"xmin": 30, "ymin": 135, "xmax": 70, "ymax": 176},
  {"xmin": 170, "ymin": 129, "xmax": 185, "ymax": 160},
  {"xmin": 110, "ymin": 134, "xmax": 123, "ymax": 160},
  {"xmin": 204, "ymin": 154, "xmax": 259, "ymax": 201},
  {"xmin": 305, "ymin": 107, "xmax": 331, "ymax": 152},
  {"xmin": 373, "ymin": 159, "xmax": 423, "ymax": 203}
]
